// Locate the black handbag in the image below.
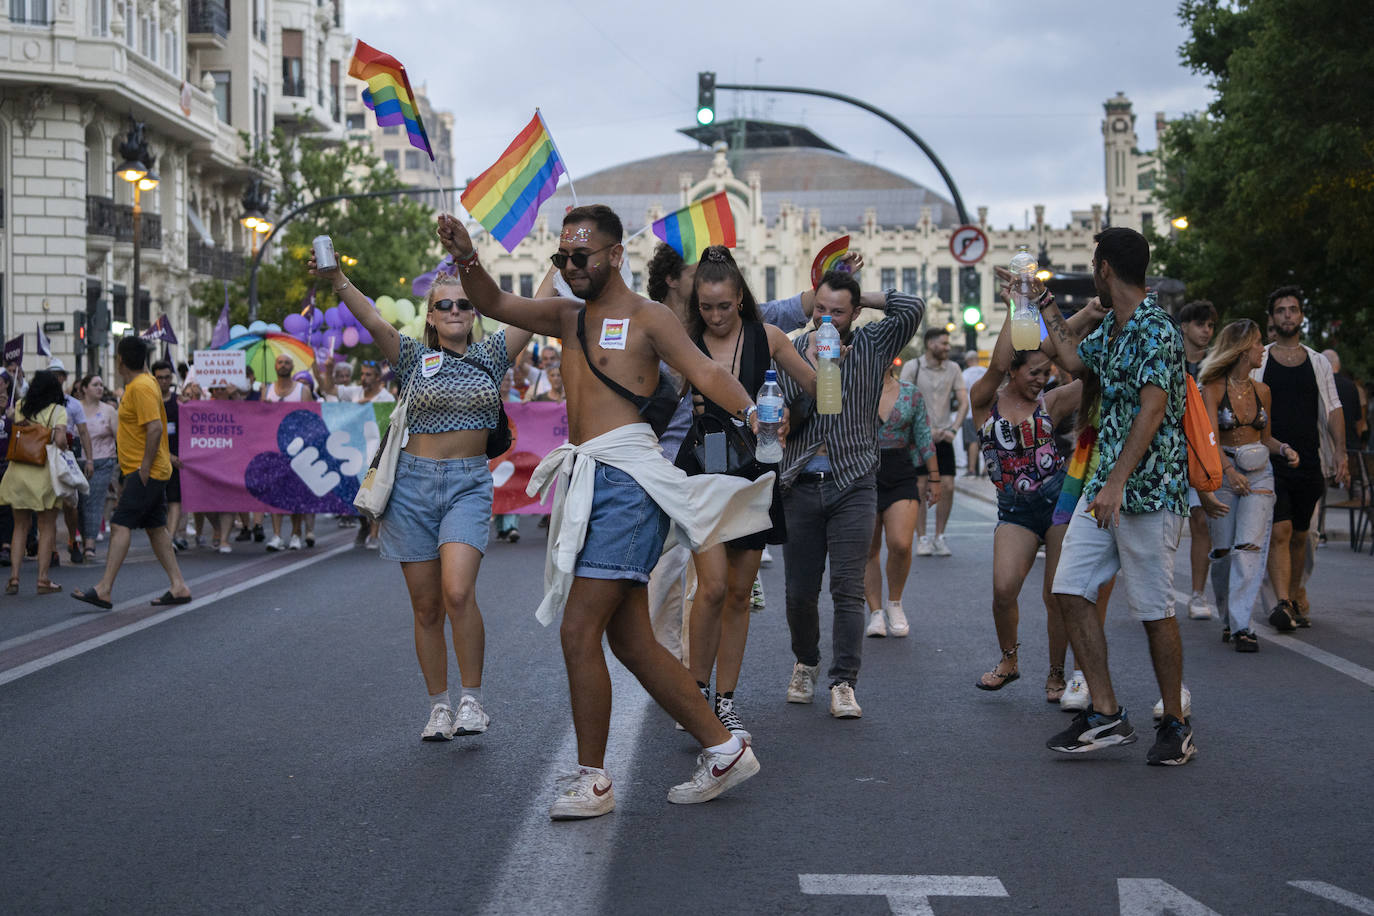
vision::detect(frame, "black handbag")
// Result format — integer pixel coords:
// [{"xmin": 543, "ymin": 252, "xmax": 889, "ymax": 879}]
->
[
  {"xmin": 688, "ymin": 412, "xmax": 756, "ymax": 474},
  {"xmin": 575, "ymin": 308, "xmax": 679, "ymax": 437}
]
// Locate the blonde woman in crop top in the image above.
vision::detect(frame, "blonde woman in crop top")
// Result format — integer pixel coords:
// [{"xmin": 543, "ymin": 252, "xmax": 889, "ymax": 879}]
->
[{"xmin": 312, "ymin": 254, "xmax": 533, "ymax": 743}]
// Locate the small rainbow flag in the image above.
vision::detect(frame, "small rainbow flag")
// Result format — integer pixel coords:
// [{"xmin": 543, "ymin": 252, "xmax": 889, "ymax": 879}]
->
[
  {"xmin": 461, "ymin": 111, "xmax": 568, "ymax": 253},
  {"xmin": 810, "ymin": 235, "xmax": 850, "ymax": 287},
  {"xmin": 651, "ymin": 191, "xmax": 736, "ymax": 264},
  {"xmin": 348, "ymin": 40, "xmax": 432, "ymax": 159}
]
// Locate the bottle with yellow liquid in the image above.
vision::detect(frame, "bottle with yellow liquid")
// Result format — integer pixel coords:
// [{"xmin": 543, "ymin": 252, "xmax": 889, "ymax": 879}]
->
[
  {"xmin": 815, "ymin": 316, "xmax": 843, "ymax": 415},
  {"xmin": 1009, "ymin": 246, "xmax": 1042, "ymax": 351}
]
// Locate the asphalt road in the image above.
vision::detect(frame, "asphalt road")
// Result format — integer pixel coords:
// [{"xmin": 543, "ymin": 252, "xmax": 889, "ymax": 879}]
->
[{"xmin": 2, "ymin": 495, "xmax": 1372, "ymax": 915}]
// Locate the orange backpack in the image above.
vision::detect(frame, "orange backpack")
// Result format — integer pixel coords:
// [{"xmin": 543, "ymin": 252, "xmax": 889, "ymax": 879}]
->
[{"xmin": 1183, "ymin": 373, "xmax": 1223, "ymax": 492}]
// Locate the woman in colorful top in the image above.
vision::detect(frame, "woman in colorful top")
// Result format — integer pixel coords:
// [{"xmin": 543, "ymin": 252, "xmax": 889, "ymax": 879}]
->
[
  {"xmin": 1199, "ymin": 319, "xmax": 1298, "ymax": 652},
  {"xmin": 969, "ymin": 280, "xmax": 1083, "ymax": 695},
  {"xmin": 675, "ymin": 246, "xmax": 816, "ymax": 743},
  {"xmin": 313, "ymin": 254, "xmax": 532, "ymax": 743},
  {"xmin": 1, "ymin": 370, "xmax": 71, "ymax": 595},
  {"xmin": 863, "ymin": 361, "xmax": 939, "ymax": 638},
  {"xmin": 77, "ymin": 374, "xmax": 119, "ymax": 561}
]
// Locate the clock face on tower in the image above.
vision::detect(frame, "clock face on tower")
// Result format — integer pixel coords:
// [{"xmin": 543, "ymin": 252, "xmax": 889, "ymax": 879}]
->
[{"xmin": 1112, "ymin": 118, "xmax": 1129, "ymax": 133}]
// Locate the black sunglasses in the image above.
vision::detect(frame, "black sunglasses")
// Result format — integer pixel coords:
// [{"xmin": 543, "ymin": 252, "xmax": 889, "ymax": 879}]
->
[
  {"xmin": 550, "ymin": 243, "xmax": 615, "ymax": 270},
  {"xmin": 432, "ymin": 298, "xmax": 474, "ymax": 312}
]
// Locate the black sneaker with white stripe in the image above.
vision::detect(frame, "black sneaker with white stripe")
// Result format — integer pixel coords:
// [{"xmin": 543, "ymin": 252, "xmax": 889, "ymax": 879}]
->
[
  {"xmin": 1047, "ymin": 707, "xmax": 1137, "ymax": 753},
  {"xmin": 714, "ymin": 693, "xmax": 752, "ymax": 743},
  {"xmin": 1146, "ymin": 715, "xmax": 1197, "ymax": 766}
]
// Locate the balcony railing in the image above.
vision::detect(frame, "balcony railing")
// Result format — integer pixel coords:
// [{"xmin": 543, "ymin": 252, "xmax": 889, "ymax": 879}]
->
[
  {"xmin": 187, "ymin": 0, "xmax": 229, "ymax": 38},
  {"xmin": 86, "ymin": 196, "xmax": 162, "ymax": 248},
  {"xmin": 188, "ymin": 241, "xmax": 245, "ymax": 280}
]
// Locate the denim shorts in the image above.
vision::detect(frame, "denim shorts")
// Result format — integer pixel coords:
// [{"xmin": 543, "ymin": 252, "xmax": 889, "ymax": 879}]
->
[
  {"xmin": 996, "ymin": 469, "xmax": 1065, "ymax": 541},
  {"xmin": 574, "ymin": 463, "xmax": 670, "ymax": 583},
  {"xmin": 379, "ymin": 452, "xmax": 492, "ymax": 562}
]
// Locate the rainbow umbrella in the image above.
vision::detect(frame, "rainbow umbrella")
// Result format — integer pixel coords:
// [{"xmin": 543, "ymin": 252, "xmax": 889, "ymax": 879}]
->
[{"xmin": 219, "ymin": 332, "xmax": 317, "ymax": 383}]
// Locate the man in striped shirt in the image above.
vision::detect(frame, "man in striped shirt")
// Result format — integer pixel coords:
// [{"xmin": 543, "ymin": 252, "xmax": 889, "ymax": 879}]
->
[{"xmin": 775, "ymin": 272, "xmax": 925, "ymax": 718}]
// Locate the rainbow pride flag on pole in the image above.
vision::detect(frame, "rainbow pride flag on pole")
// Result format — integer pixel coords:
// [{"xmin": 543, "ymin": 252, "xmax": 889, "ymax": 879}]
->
[
  {"xmin": 651, "ymin": 191, "xmax": 736, "ymax": 264},
  {"xmin": 460, "ymin": 111, "xmax": 569, "ymax": 253},
  {"xmin": 348, "ymin": 40, "xmax": 432, "ymax": 160}
]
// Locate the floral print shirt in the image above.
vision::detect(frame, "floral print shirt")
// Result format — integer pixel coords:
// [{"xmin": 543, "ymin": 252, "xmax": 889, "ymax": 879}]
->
[
  {"xmin": 876, "ymin": 380, "xmax": 935, "ymax": 468},
  {"xmin": 1077, "ymin": 292, "xmax": 1188, "ymax": 517}
]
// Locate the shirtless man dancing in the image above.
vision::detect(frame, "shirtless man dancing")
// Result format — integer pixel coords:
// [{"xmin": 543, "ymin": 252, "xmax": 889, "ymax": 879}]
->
[{"xmin": 437, "ymin": 206, "xmax": 774, "ymax": 819}]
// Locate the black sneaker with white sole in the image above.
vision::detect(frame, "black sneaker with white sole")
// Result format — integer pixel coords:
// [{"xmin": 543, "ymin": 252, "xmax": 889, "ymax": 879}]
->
[
  {"xmin": 1146, "ymin": 715, "xmax": 1197, "ymax": 766},
  {"xmin": 1047, "ymin": 707, "xmax": 1137, "ymax": 753}
]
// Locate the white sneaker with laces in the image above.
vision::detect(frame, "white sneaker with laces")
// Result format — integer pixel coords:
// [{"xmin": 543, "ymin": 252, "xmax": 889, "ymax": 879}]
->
[
  {"xmin": 549, "ymin": 768, "xmax": 615, "ymax": 820},
  {"xmin": 288, "ymin": 535, "xmax": 302, "ymax": 551},
  {"xmin": 421, "ymin": 704, "xmax": 456, "ymax": 741},
  {"xmin": 1060, "ymin": 670, "xmax": 1091, "ymax": 711},
  {"xmin": 1187, "ymin": 592, "xmax": 1214, "ymax": 619},
  {"xmin": 829, "ymin": 682, "xmax": 862, "ymax": 718},
  {"xmin": 884, "ymin": 600, "xmax": 910, "ymax": 637},
  {"xmin": 786, "ymin": 662, "xmax": 819, "ymax": 703},
  {"xmin": 933, "ymin": 535, "xmax": 953, "ymax": 557},
  {"xmin": 218, "ymin": 544, "xmax": 232, "ymax": 554},
  {"xmin": 1153, "ymin": 685, "xmax": 1193, "ymax": 720},
  {"xmin": 667, "ymin": 741, "xmax": 760, "ymax": 804},
  {"xmin": 865, "ymin": 609, "xmax": 887, "ymax": 638},
  {"xmin": 264, "ymin": 535, "xmax": 284, "ymax": 552},
  {"xmin": 454, "ymin": 694, "xmax": 489, "ymax": 734},
  {"xmin": 915, "ymin": 535, "xmax": 934, "ymax": 557},
  {"xmin": 759, "ymin": 547, "xmax": 773, "ymax": 567}
]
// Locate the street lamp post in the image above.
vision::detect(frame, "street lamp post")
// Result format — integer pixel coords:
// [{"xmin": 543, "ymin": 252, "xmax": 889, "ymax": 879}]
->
[{"xmin": 115, "ymin": 120, "xmax": 158, "ymax": 334}]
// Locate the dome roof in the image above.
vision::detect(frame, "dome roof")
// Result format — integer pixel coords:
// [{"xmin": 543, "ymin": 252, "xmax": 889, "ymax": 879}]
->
[{"xmin": 533, "ymin": 145, "xmax": 959, "ymax": 233}]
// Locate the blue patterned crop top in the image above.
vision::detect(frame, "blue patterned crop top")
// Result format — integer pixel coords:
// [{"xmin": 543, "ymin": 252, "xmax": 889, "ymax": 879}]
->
[{"xmin": 394, "ymin": 330, "xmax": 511, "ymax": 434}]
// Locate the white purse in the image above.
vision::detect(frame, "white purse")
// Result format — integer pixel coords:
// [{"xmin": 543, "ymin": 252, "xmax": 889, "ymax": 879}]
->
[
  {"xmin": 353, "ymin": 370, "xmax": 414, "ymax": 520},
  {"xmin": 48, "ymin": 444, "xmax": 89, "ymax": 504}
]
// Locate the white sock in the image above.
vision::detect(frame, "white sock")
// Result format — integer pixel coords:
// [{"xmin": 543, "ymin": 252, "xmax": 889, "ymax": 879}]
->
[
  {"xmin": 577, "ymin": 763, "xmax": 607, "ymax": 776},
  {"xmin": 461, "ymin": 685, "xmax": 482, "ymax": 701},
  {"xmin": 706, "ymin": 735, "xmax": 743, "ymax": 756},
  {"xmin": 429, "ymin": 689, "xmax": 451, "ymax": 710}
]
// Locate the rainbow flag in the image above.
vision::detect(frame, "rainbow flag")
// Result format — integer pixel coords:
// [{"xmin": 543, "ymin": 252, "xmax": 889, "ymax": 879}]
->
[
  {"xmin": 348, "ymin": 40, "xmax": 432, "ymax": 159},
  {"xmin": 651, "ymin": 191, "xmax": 736, "ymax": 264},
  {"xmin": 460, "ymin": 111, "xmax": 567, "ymax": 253}
]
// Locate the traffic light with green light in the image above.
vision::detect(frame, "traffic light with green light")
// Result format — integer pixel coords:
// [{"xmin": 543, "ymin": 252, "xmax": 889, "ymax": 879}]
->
[
  {"xmin": 697, "ymin": 72, "xmax": 716, "ymax": 126},
  {"xmin": 962, "ymin": 304, "xmax": 982, "ymax": 327}
]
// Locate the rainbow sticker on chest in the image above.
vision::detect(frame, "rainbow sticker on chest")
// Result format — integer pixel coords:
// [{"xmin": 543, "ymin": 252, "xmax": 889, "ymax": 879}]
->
[{"xmin": 599, "ymin": 318, "xmax": 628, "ymax": 350}]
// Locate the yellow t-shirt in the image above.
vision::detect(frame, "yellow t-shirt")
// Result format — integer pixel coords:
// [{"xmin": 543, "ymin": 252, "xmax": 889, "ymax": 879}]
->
[{"xmin": 117, "ymin": 372, "xmax": 173, "ymax": 480}]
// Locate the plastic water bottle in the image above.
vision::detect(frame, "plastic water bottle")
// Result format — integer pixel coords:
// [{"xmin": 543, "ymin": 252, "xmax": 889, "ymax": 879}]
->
[
  {"xmin": 1009, "ymin": 246, "xmax": 1041, "ymax": 351},
  {"xmin": 755, "ymin": 369, "xmax": 784, "ymax": 464},
  {"xmin": 815, "ymin": 316, "xmax": 843, "ymax": 415}
]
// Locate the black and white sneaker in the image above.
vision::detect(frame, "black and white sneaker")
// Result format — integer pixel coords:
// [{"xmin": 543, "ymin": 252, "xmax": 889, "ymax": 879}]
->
[
  {"xmin": 1147, "ymin": 715, "xmax": 1197, "ymax": 766},
  {"xmin": 1047, "ymin": 707, "xmax": 1137, "ymax": 753},
  {"xmin": 714, "ymin": 694, "xmax": 752, "ymax": 742}
]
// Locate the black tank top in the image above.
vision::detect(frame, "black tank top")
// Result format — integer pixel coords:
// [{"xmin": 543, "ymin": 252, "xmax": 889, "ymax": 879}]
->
[
  {"xmin": 692, "ymin": 320, "xmax": 769, "ymax": 421},
  {"xmin": 1263, "ymin": 352, "xmax": 1321, "ymax": 471}
]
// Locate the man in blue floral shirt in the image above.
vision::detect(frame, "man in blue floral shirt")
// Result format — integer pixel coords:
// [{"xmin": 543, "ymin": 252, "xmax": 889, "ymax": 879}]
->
[{"xmin": 1037, "ymin": 227, "xmax": 1195, "ymax": 767}]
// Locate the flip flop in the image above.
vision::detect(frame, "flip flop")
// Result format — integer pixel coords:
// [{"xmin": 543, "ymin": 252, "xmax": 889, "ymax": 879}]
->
[
  {"xmin": 975, "ymin": 670, "xmax": 1020, "ymax": 691},
  {"xmin": 150, "ymin": 591, "xmax": 193, "ymax": 606},
  {"xmin": 72, "ymin": 588, "xmax": 113, "ymax": 610}
]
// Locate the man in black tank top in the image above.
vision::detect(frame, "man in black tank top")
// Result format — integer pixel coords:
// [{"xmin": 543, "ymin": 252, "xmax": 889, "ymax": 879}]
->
[{"xmin": 1258, "ymin": 287, "xmax": 1348, "ymax": 629}]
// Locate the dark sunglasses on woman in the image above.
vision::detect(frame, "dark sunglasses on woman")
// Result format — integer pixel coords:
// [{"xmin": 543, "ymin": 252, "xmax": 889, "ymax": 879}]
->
[{"xmin": 432, "ymin": 298, "xmax": 474, "ymax": 312}]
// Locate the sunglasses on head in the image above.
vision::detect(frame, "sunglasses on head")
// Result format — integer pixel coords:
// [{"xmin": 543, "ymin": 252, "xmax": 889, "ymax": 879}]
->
[
  {"xmin": 432, "ymin": 298, "xmax": 474, "ymax": 312},
  {"xmin": 550, "ymin": 243, "xmax": 615, "ymax": 270},
  {"xmin": 360, "ymin": 360, "xmax": 379, "ymax": 368}
]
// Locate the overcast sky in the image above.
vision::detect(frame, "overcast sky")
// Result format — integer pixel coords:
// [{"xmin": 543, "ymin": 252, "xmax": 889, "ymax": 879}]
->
[{"xmin": 349, "ymin": 0, "xmax": 1214, "ymax": 230}]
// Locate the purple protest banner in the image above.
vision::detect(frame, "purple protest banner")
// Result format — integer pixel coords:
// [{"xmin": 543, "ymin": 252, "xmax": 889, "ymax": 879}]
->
[{"xmin": 3, "ymin": 334, "xmax": 23, "ymax": 367}]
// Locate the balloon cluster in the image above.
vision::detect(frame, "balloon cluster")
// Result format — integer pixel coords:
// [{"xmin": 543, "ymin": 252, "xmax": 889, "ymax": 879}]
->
[
  {"xmin": 229, "ymin": 319, "xmax": 282, "ymax": 339},
  {"xmin": 373, "ymin": 296, "xmax": 425, "ymax": 340},
  {"xmin": 278, "ymin": 304, "xmax": 374, "ymax": 351}
]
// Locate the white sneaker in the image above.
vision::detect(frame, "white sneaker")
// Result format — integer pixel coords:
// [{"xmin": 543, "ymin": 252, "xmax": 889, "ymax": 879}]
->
[
  {"xmin": 549, "ymin": 768, "xmax": 615, "ymax": 820},
  {"xmin": 288, "ymin": 535, "xmax": 302, "ymax": 551},
  {"xmin": 667, "ymin": 741, "xmax": 760, "ymax": 804},
  {"xmin": 454, "ymin": 694, "xmax": 489, "ymax": 735},
  {"xmin": 750, "ymin": 578, "xmax": 766, "ymax": 612},
  {"xmin": 1060, "ymin": 670, "xmax": 1090, "ymax": 711},
  {"xmin": 1187, "ymin": 592, "xmax": 1214, "ymax": 620},
  {"xmin": 865, "ymin": 609, "xmax": 887, "ymax": 638},
  {"xmin": 217, "ymin": 544, "xmax": 232, "ymax": 554},
  {"xmin": 884, "ymin": 600, "xmax": 910, "ymax": 637},
  {"xmin": 829, "ymin": 682, "xmax": 862, "ymax": 718},
  {"xmin": 933, "ymin": 535, "xmax": 953, "ymax": 557},
  {"xmin": 759, "ymin": 546, "xmax": 773, "ymax": 567},
  {"xmin": 1153, "ymin": 686, "xmax": 1193, "ymax": 720},
  {"xmin": 364, "ymin": 535, "xmax": 379, "ymax": 550},
  {"xmin": 916, "ymin": 535, "xmax": 934, "ymax": 557},
  {"xmin": 786, "ymin": 662, "xmax": 819, "ymax": 703},
  {"xmin": 264, "ymin": 535, "xmax": 284, "ymax": 552},
  {"xmin": 421, "ymin": 704, "xmax": 456, "ymax": 741}
]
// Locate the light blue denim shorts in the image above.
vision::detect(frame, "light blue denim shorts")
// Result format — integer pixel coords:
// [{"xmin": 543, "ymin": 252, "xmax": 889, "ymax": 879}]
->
[
  {"xmin": 379, "ymin": 452, "xmax": 492, "ymax": 562},
  {"xmin": 574, "ymin": 463, "xmax": 670, "ymax": 583}
]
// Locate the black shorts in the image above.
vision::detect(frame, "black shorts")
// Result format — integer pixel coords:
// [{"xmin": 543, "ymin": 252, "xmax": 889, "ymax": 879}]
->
[
  {"xmin": 916, "ymin": 441, "xmax": 957, "ymax": 478},
  {"xmin": 876, "ymin": 448, "xmax": 920, "ymax": 513},
  {"xmin": 112, "ymin": 474, "xmax": 169, "ymax": 531},
  {"xmin": 1272, "ymin": 464, "xmax": 1324, "ymax": 532},
  {"xmin": 165, "ymin": 467, "xmax": 182, "ymax": 504}
]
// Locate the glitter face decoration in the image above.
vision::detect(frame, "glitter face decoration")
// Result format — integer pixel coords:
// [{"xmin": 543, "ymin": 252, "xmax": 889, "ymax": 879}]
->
[{"xmin": 560, "ymin": 227, "xmax": 593, "ymax": 244}]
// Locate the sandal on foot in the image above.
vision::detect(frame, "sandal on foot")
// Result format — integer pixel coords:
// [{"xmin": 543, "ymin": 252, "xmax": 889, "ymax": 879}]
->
[
  {"xmin": 1221, "ymin": 625, "xmax": 1231, "ymax": 643},
  {"xmin": 72, "ymin": 587, "xmax": 113, "ymax": 610},
  {"xmin": 1268, "ymin": 600, "xmax": 1297, "ymax": 632},
  {"xmin": 1234, "ymin": 629, "xmax": 1259, "ymax": 652},
  {"xmin": 5, "ymin": 578, "xmax": 18, "ymax": 596},
  {"xmin": 976, "ymin": 643, "xmax": 1021, "ymax": 691},
  {"xmin": 150, "ymin": 591, "xmax": 193, "ymax": 606},
  {"xmin": 36, "ymin": 581, "xmax": 63, "ymax": 595},
  {"xmin": 1045, "ymin": 665, "xmax": 1067, "ymax": 703}
]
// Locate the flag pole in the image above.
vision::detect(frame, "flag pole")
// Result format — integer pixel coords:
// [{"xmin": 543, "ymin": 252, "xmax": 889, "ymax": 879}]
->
[
  {"xmin": 536, "ymin": 108, "xmax": 577, "ymax": 206},
  {"xmin": 429, "ymin": 156, "xmax": 450, "ymax": 216}
]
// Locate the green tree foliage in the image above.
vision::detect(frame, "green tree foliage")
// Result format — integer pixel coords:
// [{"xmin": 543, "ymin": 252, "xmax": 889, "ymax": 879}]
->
[
  {"xmin": 1152, "ymin": 0, "xmax": 1374, "ymax": 377},
  {"xmin": 193, "ymin": 127, "xmax": 439, "ymax": 340}
]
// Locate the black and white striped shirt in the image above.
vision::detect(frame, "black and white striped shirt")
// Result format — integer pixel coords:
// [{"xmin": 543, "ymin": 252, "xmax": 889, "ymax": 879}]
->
[{"xmin": 776, "ymin": 290, "xmax": 926, "ymax": 490}]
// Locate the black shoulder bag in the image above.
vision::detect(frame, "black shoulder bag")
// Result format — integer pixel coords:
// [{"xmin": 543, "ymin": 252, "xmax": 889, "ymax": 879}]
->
[
  {"xmin": 575, "ymin": 308, "xmax": 679, "ymax": 437},
  {"xmin": 442, "ymin": 346, "xmax": 512, "ymax": 459}
]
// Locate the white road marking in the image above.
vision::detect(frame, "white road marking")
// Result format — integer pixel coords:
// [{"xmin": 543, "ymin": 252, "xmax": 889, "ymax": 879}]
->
[
  {"xmin": 799, "ymin": 874, "xmax": 1007, "ymax": 916},
  {"xmin": 1290, "ymin": 881, "xmax": 1374, "ymax": 913},
  {"xmin": 1117, "ymin": 878, "xmax": 1221, "ymax": 915},
  {"xmin": 0, "ymin": 542, "xmax": 355, "ymax": 687}
]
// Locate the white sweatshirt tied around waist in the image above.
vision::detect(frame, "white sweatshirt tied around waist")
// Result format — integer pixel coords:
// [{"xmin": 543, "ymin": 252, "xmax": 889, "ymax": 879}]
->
[{"xmin": 526, "ymin": 422, "xmax": 774, "ymax": 625}]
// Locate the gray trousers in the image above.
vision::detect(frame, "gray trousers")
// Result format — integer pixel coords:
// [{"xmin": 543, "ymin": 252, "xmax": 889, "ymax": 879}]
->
[{"xmin": 782, "ymin": 472, "xmax": 877, "ymax": 686}]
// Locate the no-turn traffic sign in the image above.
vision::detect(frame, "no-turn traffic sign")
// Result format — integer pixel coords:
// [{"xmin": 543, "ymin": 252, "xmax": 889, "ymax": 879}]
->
[{"xmin": 949, "ymin": 225, "xmax": 988, "ymax": 265}]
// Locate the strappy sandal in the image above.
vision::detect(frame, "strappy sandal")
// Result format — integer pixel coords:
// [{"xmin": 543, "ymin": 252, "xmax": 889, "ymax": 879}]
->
[
  {"xmin": 1045, "ymin": 664, "xmax": 1067, "ymax": 703},
  {"xmin": 5, "ymin": 578, "xmax": 18, "ymax": 596},
  {"xmin": 1233, "ymin": 629, "xmax": 1259, "ymax": 653},
  {"xmin": 976, "ymin": 643, "xmax": 1021, "ymax": 691},
  {"xmin": 36, "ymin": 581, "xmax": 62, "ymax": 595}
]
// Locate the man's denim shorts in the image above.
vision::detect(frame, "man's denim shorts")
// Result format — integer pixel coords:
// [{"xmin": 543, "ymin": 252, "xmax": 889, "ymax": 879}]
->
[
  {"xmin": 574, "ymin": 463, "xmax": 669, "ymax": 584},
  {"xmin": 379, "ymin": 452, "xmax": 492, "ymax": 562}
]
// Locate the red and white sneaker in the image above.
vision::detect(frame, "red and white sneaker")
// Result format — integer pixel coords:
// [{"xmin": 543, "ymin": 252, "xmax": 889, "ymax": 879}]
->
[
  {"xmin": 667, "ymin": 741, "xmax": 760, "ymax": 804},
  {"xmin": 549, "ymin": 768, "xmax": 615, "ymax": 820}
]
